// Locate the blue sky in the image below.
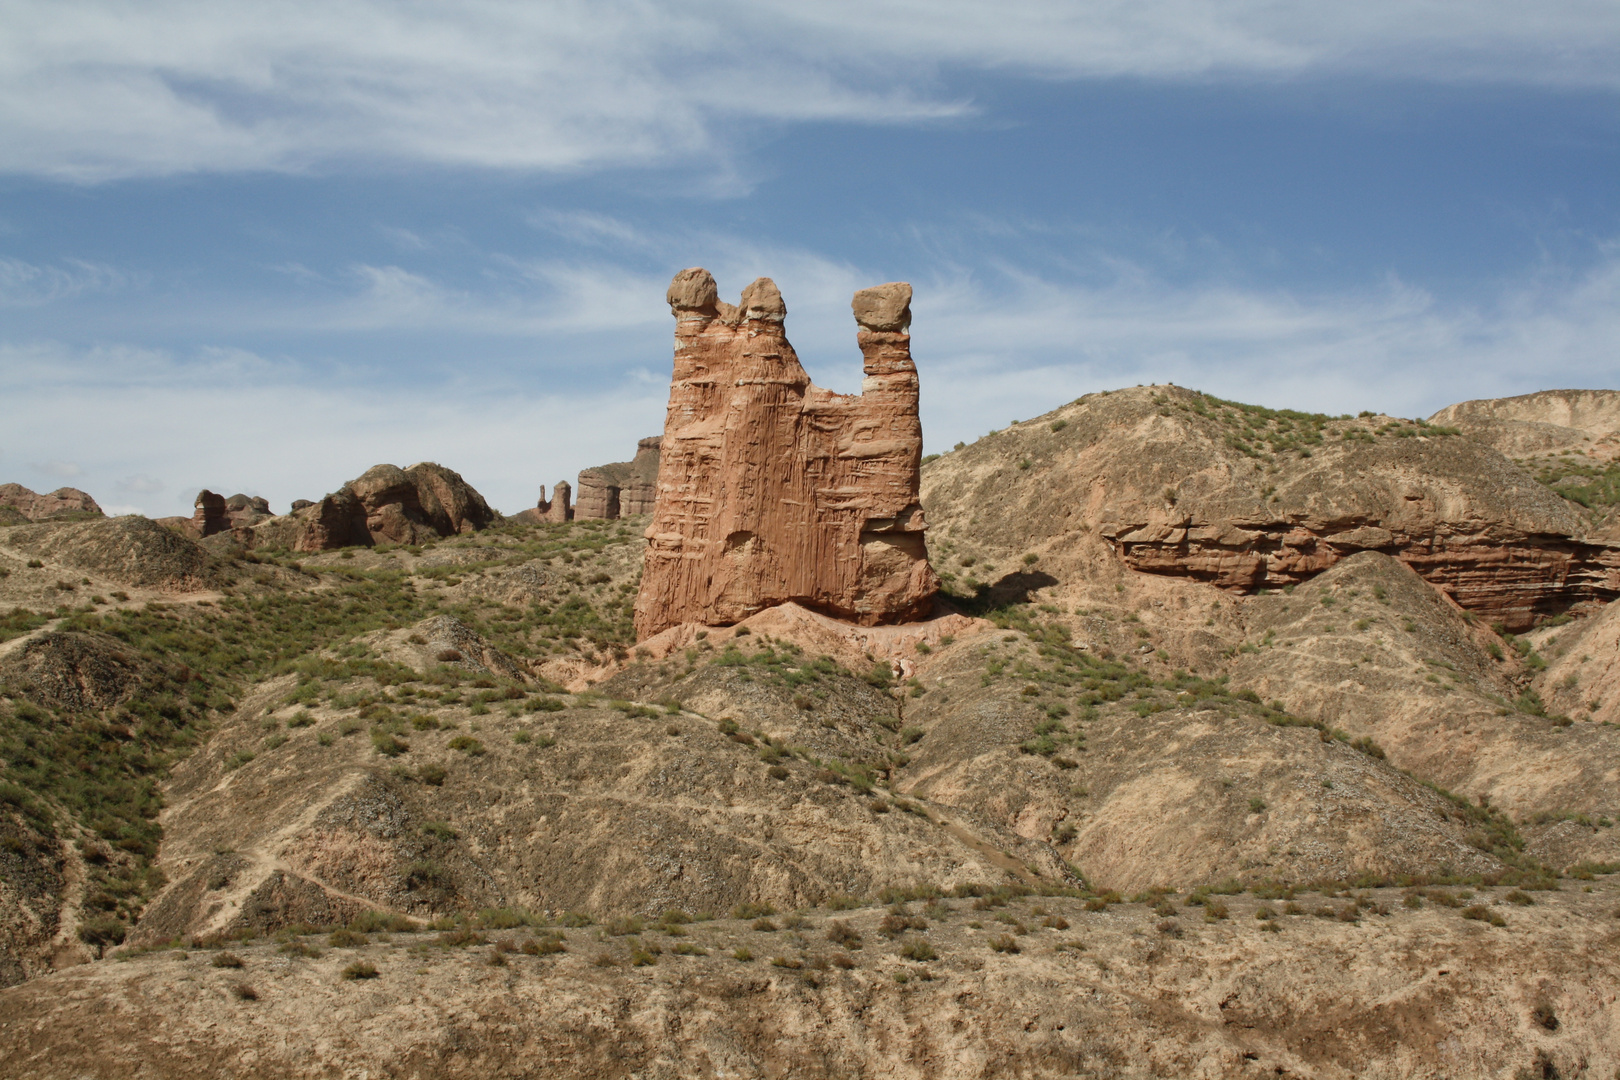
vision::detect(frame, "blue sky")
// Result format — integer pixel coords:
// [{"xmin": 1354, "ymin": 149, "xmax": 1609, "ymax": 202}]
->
[{"xmin": 2, "ymin": 1, "xmax": 1618, "ymax": 517}]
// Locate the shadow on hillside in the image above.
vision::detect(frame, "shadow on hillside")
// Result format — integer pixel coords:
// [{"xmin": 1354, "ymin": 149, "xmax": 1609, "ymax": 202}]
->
[{"xmin": 936, "ymin": 570, "xmax": 1060, "ymax": 618}]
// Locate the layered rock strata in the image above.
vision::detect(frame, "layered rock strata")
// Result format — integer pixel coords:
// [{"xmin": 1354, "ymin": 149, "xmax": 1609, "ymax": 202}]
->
[
  {"xmin": 294, "ymin": 463, "xmax": 495, "ymax": 552},
  {"xmin": 0, "ymin": 484, "xmax": 103, "ymax": 523},
  {"xmin": 919, "ymin": 385, "xmax": 1618, "ymax": 630},
  {"xmin": 575, "ymin": 438, "xmax": 660, "ymax": 520},
  {"xmin": 634, "ymin": 269, "xmax": 938, "ymax": 639}
]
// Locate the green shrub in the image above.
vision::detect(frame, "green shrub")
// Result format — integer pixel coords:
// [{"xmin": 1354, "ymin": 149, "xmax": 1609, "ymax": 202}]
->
[
  {"xmin": 341, "ymin": 961, "xmax": 379, "ymax": 980},
  {"xmin": 447, "ymin": 736, "xmax": 485, "ymax": 756},
  {"xmin": 370, "ymin": 730, "xmax": 409, "ymax": 756},
  {"xmin": 899, "ymin": 937, "xmax": 937, "ymax": 961},
  {"xmin": 349, "ymin": 910, "xmax": 417, "ymax": 933}
]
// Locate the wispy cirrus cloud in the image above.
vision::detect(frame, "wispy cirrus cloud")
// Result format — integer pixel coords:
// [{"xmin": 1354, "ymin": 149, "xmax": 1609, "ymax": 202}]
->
[
  {"xmin": 1, "ymin": 1, "xmax": 1615, "ymax": 182},
  {"xmin": 0, "ymin": 255, "xmax": 126, "ymax": 306}
]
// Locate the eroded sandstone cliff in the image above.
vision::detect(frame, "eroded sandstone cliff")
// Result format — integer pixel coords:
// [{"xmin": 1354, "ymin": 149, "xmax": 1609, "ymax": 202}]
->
[{"xmin": 634, "ymin": 269, "xmax": 938, "ymax": 637}]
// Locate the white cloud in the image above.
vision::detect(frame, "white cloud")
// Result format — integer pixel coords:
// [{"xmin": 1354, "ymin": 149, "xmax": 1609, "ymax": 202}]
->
[
  {"xmin": 1, "ymin": 1, "xmax": 1614, "ymax": 181},
  {"xmin": 4, "ymin": 241, "xmax": 1615, "ymax": 516},
  {"xmin": 906, "ymin": 249, "xmax": 1620, "ymax": 449},
  {"xmin": 30, "ymin": 459, "xmax": 84, "ymax": 479},
  {"xmin": 0, "ymin": 256, "xmax": 125, "ymax": 306},
  {"xmin": 0, "ymin": 339, "xmax": 669, "ymax": 518},
  {"xmin": 116, "ymin": 474, "xmax": 165, "ymax": 494}
]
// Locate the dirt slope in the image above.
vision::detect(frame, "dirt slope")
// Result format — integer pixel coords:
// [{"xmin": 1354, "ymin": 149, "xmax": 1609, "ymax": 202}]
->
[{"xmin": 2, "ymin": 883, "xmax": 1616, "ymax": 1080}]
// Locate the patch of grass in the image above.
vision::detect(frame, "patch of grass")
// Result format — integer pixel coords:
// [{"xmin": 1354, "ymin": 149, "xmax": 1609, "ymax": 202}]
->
[
  {"xmin": 341, "ymin": 960, "xmax": 379, "ymax": 980},
  {"xmin": 447, "ymin": 735, "xmax": 485, "ymax": 756}
]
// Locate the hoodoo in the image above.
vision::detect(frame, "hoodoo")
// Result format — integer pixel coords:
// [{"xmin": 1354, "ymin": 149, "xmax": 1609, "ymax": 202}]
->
[{"xmin": 633, "ymin": 268, "xmax": 938, "ymax": 639}]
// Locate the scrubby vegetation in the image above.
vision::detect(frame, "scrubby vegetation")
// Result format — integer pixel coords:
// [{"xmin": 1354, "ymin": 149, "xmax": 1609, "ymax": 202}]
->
[{"xmin": 0, "ymin": 517, "xmax": 647, "ymax": 944}]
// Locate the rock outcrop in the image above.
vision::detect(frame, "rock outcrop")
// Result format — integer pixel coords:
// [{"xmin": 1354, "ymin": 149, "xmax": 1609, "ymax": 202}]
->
[
  {"xmin": 575, "ymin": 438, "xmax": 660, "ymax": 520},
  {"xmin": 1431, "ymin": 388, "xmax": 1620, "ymax": 459},
  {"xmin": 634, "ymin": 269, "xmax": 938, "ymax": 639},
  {"xmin": 293, "ymin": 463, "xmax": 496, "ymax": 552},
  {"xmin": 920, "ymin": 385, "xmax": 1619, "ymax": 630},
  {"xmin": 190, "ymin": 490, "xmax": 228, "ymax": 537},
  {"xmin": 178, "ymin": 492, "xmax": 274, "ymax": 539},
  {"xmin": 512, "ymin": 481, "xmax": 572, "ymax": 525},
  {"xmin": 0, "ymin": 484, "xmax": 103, "ymax": 524}
]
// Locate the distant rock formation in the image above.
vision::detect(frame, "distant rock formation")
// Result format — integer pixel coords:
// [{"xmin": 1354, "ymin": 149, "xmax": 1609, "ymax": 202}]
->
[
  {"xmin": 576, "ymin": 438, "xmax": 660, "ymax": 520},
  {"xmin": 0, "ymin": 484, "xmax": 103, "ymax": 524},
  {"xmin": 634, "ymin": 269, "xmax": 938, "ymax": 639},
  {"xmin": 190, "ymin": 490, "xmax": 228, "ymax": 537},
  {"xmin": 177, "ymin": 491, "xmax": 274, "ymax": 539},
  {"xmin": 293, "ymin": 463, "xmax": 496, "ymax": 552},
  {"xmin": 513, "ymin": 481, "xmax": 573, "ymax": 525},
  {"xmin": 1432, "ymin": 389, "xmax": 1620, "ymax": 461}
]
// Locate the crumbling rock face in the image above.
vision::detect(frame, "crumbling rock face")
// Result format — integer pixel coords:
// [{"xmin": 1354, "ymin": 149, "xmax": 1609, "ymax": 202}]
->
[
  {"xmin": 294, "ymin": 463, "xmax": 495, "ymax": 552},
  {"xmin": 635, "ymin": 269, "xmax": 937, "ymax": 638},
  {"xmin": 575, "ymin": 437, "xmax": 660, "ymax": 520},
  {"xmin": 512, "ymin": 480, "xmax": 572, "ymax": 525},
  {"xmin": 0, "ymin": 484, "xmax": 103, "ymax": 524}
]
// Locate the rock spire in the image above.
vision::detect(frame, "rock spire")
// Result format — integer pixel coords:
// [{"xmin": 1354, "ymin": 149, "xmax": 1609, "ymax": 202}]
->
[{"xmin": 634, "ymin": 269, "xmax": 938, "ymax": 639}]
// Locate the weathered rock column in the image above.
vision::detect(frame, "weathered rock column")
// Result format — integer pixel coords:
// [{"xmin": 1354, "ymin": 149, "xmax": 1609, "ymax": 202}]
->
[{"xmin": 634, "ymin": 269, "xmax": 938, "ymax": 639}]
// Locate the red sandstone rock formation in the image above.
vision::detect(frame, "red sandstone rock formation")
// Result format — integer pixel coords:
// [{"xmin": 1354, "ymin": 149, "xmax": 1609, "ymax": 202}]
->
[
  {"xmin": 576, "ymin": 438, "xmax": 660, "ymax": 520},
  {"xmin": 513, "ymin": 481, "xmax": 573, "ymax": 525},
  {"xmin": 0, "ymin": 484, "xmax": 104, "ymax": 523},
  {"xmin": 634, "ymin": 269, "xmax": 938, "ymax": 639},
  {"xmin": 294, "ymin": 463, "xmax": 495, "ymax": 552}
]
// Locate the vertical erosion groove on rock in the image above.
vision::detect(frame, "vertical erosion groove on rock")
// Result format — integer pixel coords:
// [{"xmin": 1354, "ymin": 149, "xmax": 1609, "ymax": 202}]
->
[{"xmin": 634, "ymin": 269, "xmax": 939, "ymax": 639}]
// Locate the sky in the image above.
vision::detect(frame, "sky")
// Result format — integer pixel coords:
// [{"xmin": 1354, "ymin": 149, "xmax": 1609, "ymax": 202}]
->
[{"xmin": 2, "ymin": 1, "xmax": 1618, "ymax": 518}]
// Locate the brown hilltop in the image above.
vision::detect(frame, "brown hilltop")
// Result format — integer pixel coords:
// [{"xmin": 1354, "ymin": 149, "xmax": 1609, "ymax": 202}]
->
[
  {"xmin": 1431, "ymin": 387, "xmax": 1620, "ymax": 458},
  {"xmin": 634, "ymin": 269, "xmax": 938, "ymax": 638},
  {"xmin": 920, "ymin": 385, "xmax": 1616, "ymax": 631},
  {"xmin": 0, "ymin": 483, "xmax": 102, "ymax": 525}
]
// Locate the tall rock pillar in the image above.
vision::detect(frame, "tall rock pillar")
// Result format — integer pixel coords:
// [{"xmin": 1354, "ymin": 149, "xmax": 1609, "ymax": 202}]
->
[{"xmin": 634, "ymin": 269, "xmax": 938, "ymax": 639}]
